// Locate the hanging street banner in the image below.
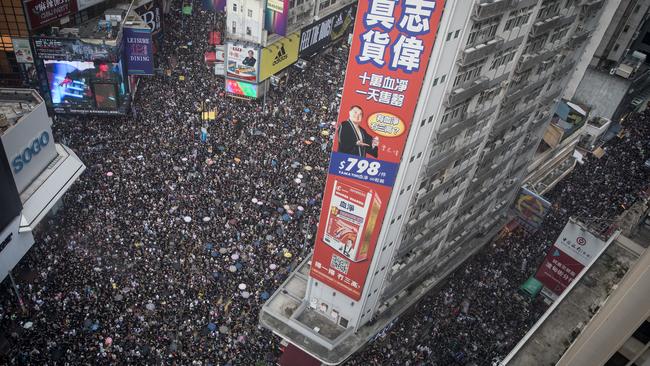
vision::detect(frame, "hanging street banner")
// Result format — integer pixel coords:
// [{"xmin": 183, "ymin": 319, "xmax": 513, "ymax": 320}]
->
[
  {"xmin": 309, "ymin": 0, "xmax": 446, "ymax": 301},
  {"xmin": 123, "ymin": 27, "xmax": 154, "ymax": 75}
]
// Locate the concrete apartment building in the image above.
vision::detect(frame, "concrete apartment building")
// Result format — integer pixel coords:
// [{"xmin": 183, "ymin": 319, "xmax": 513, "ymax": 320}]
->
[{"xmin": 260, "ymin": 0, "xmax": 619, "ymax": 364}]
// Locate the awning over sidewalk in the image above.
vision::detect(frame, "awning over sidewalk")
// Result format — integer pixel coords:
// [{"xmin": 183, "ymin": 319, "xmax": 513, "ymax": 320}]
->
[{"xmin": 279, "ymin": 343, "xmax": 322, "ymax": 366}]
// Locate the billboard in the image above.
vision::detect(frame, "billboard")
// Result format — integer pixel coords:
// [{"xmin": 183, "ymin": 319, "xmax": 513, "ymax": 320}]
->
[
  {"xmin": 123, "ymin": 27, "xmax": 155, "ymax": 75},
  {"xmin": 535, "ymin": 220, "xmax": 609, "ymax": 296},
  {"xmin": 226, "ymin": 43, "xmax": 259, "ymax": 82},
  {"xmin": 259, "ymin": 32, "xmax": 300, "ymax": 81},
  {"xmin": 0, "ymin": 140, "xmax": 23, "ymax": 231},
  {"xmin": 299, "ymin": 4, "xmax": 356, "ymax": 57},
  {"xmin": 1, "ymin": 107, "xmax": 58, "ymax": 194},
  {"xmin": 135, "ymin": 0, "xmax": 164, "ymax": 55},
  {"xmin": 309, "ymin": 0, "xmax": 446, "ymax": 300},
  {"xmin": 512, "ymin": 187, "xmax": 552, "ymax": 231},
  {"xmin": 23, "ymin": 0, "xmax": 78, "ymax": 30},
  {"xmin": 264, "ymin": 0, "xmax": 289, "ymax": 36},
  {"xmin": 11, "ymin": 38, "xmax": 34, "ymax": 64},
  {"xmin": 32, "ymin": 37, "xmax": 119, "ymax": 62},
  {"xmin": 225, "ymin": 79, "xmax": 258, "ymax": 98}
]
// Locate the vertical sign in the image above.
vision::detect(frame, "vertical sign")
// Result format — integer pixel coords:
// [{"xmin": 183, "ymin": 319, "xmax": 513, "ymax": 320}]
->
[
  {"xmin": 309, "ymin": 0, "xmax": 445, "ymax": 301},
  {"xmin": 11, "ymin": 38, "xmax": 34, "ymax": 64},
  {"xmin": 124, "ymin": 27, "xmax": 154, "ymax": 75},
  {"xmin": 264, "ymin": 0, "xmax": 289, "ymax": 36},
  {"xmin": 535, "ymin": 220, "xmax": 608, "ymax": 296}
]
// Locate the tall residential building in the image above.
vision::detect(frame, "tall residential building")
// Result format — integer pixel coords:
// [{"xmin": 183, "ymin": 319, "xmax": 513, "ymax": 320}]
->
[{"xmin": 261, "ymin": 0, "xmax": 619, "ymax": 364}]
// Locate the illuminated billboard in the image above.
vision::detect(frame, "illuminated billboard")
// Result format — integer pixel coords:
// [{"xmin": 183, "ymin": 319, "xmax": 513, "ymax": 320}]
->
[
  {"xmin": 226, "ymin": 43, "xmax": 259, "ymax": 82},
  {"xmin": 225, "ymin": 79, "xmax": 258, "ymax": 98},
  {"xmin": 512, "ymin": 187, "xmax": 552, "ymax": 231},
  {"xmin": 264, "ymin": 0, "xmax": 289, "ymax": 36},
  {"xmin": 259, "ymin": 32, "xmax": 300, "ymax": 81},
  {"xmin": 309, "ymin": 0, "xmax": 446, "ymax": 300}
]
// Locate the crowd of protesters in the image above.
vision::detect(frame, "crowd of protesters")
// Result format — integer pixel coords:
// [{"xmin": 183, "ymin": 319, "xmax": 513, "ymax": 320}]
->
[{"xmin": 1, "ymin": 0, "xmax": 648, "ymax": 365}]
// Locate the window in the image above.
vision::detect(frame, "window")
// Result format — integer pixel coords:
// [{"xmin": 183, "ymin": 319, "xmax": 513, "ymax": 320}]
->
[
  {"xmin": 447, "ymin": 32, "xmax": 452, "ymax": 41},
  {"xmin": 453, "ymin": 58, "xmax": 486, "ymax": 87},
  {"xmin": 441, "ymin": 101, "xmax": 469, "ymax": 125},
  {"xmin": 623, "ymin": 25, "xmax": 630, "ymax": 33},
  {"xmin": 466, "ymin": 16, "xmax": 501, "ymax": 47},
  {"xmin": 504, "ymin": 6, "xmax": 534, "ymax": 31},
  {"xmin": 524, "ymin": 34, "xmax": 548, "ymax": 54},
  {"xmin": 339, "ymin": 317, "xmax": 349, "ymax": 328},
  {"xmin": 233, "ymin": 3, "xmax": 237, "ymax": 11},
  {"xmin": 489, "ymin": 47, "xmax": 516, "ymax": 70},
  {"xmin": 477, "ymin": 86, "xmax": 501, "ymax": 106},
  {"xmin": 231, "ymin": 21, "xmax": 236, "ymax": 34},
  {"xmin": 247, "ymin": 9, "xmax": 253, "ymax": 17},
  {"xmin": 246, "ymin": 27, "xmax": 251, "ymax": 36},
  {"xmin": 605, "ymin": 352, "xmax": 629, "ymax": 366},
  {"xmin": 632, "ymin": 320, "xmax": 650, "ymax": 344},
  {"xmin": 613, "ymin": 43, "xmax": 620, "ymax": 52},
  {"xmin": 538, "ymin": 0, "xmax": 561, "ymax": 20},
  {"xmin": 454, "ymin": 30, "xmax": 460, "ymax": 38},
  {"xmin": 549, "ymin": 25, "xmax": 570, "ymax": 43}
]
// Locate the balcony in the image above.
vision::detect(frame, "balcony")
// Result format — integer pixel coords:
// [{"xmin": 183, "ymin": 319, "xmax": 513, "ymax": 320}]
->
[
  {"xmin": 503, "ymin": 77, "xmax": 548, "ymax": 106},
  {"xmin": 530, "ymin": 14, "xmax": 577, "ymax": 37},
  {"xmin": 460, "ymin": 37, "xmax": 504, "ymax": 66},
  {"xmin": 567, "ymin": 30, "xmax": 591, "ymax": 49},
  {"xmin": 517, "ymin": 48, "xmax": 560, "ymax": 71},
  {"xmin": 438, "ymin": 105, "xmax": 497, "ymax": 142},
  {"xmin": 446, "ymin": 73, "xmax": 508, "ymax": 107},
  {"xmin": 581, "ymin": 0, "xmax": 604, "ymax": 13},
  {"xmin": 553, "ymin": 60, "xmax": 576, "ymax": 78},
  {"xmin": 473, "ymin": 0, "xmax": 512, "ymax": 21}
]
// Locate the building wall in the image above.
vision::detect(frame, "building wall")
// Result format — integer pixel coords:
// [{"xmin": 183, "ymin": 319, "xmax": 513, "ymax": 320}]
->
[
  {"xmin": 226, "ymin": 0, "xmax": 266, "ymax": 44},
  {"xmin": 555, "ymin": 242, "xmax": 650, "ymax": 366}
]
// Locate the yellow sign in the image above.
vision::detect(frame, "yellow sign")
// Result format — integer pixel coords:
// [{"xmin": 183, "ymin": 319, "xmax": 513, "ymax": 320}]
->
[{"xmin": 259, "ymin": 32, "xmax": 300, "ymax": 81}]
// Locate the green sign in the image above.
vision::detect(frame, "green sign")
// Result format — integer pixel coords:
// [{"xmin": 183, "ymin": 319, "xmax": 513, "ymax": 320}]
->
[
  {"xmin": 520, "ymin": 277, "xmax": 543, "ymax": 299},
  {"xmin": 182, "ymin": 5, "xmax": 192, "ymax": 15}
]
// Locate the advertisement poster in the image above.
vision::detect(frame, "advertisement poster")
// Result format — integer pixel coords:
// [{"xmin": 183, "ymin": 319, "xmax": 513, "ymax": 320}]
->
[
  {"xmin": 264, "ymin": 0, "xmax": 289, "ymax": 36},
  {"xmin": 535, "ymin": 220, "xmax": 609, "ymax": 296},
  {"xmin": 11, "ymin": 38, "xmax": 34, "ymax": 64},
  {"xmin": 512, "ymin": 187, "xmax": 552, "ymax": 232},
  {"xmin": 76, "ymin": 0, "xmax": 104, "ymax": 11},
  {"xmin": 24, "ymin": 0, "xmax": 78, "ymax": 30},
  {"xmin": 226, "ymin": 43, "xmax": 259, "ymax": 82},
  {"xmin": 202, "ymin": 0, "xmax": 226, "ymax": 11},
  {"xmin": 299, "ymin": 4, "xmax": 356, "ymax": 57},
  {"xmin": 309, "ymin": 0, "xmax": 446, "ymax": 300},
  {"xmin": 123, "ymin": 27, "xmax": 154, "ymax": 75},
  {"xmin": 32, "ymin": 37, "xmax": 118, "ymax": 62},
  {"xmin": 259, "ymin": 32, "xmax": 299, "ymax": 81}
]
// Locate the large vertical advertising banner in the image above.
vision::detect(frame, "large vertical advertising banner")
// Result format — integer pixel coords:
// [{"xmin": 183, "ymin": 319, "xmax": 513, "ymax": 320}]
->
[
  {"xmin": 123, "ymin": 27, "xmax": 155, "ymax": 75},
  {"xmin": 535, "ymin": 220, "xmax": 608, "ymax": 296},
  {"xmin": 226, "ymin": 43, "xmax": 259, "ymax": 82},
  {"xmin": 512, "ymin": 187, "xmax": 552, "ymax": 232},
  {"xmin": 23, "ymin": 0, "xmax": 78, "ymax": 30},
  {"xmin": 264, "ymin": 0, "xmax": 289, "ymax": 36},
  {"xmin": 309, "ymin": 0, "xmax": 446, "ymax": 301}
]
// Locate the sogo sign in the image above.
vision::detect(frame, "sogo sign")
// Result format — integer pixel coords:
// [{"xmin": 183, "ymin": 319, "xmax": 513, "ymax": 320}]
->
[{"xmin": 12, "ymin": 131, "xmax": 50, "ymax": 174}]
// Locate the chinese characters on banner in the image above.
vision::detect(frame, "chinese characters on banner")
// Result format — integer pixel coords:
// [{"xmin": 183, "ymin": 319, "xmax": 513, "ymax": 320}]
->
[
  {"xmin": 24, "ymin": 0, "xmax": 78, "ymax": 30},
  {"xmin": 309, "ymin": 0, "xmax": 445, "ymax": 301},
  {"xmin": 535, "ymin": 220, "xmax": 608, "ymax": 296}
]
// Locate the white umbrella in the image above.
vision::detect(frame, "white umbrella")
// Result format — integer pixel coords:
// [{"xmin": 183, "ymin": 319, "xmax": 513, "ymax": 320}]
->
[
  {"xmin": 181, "ymin": 157, "xmax": 188, "ymax": 162},
  {"xmin": 294, "ymin": 178, "xmax": 301, "ymax": 184},
  {"xmin": 252, "ymin": 198, "xmax": 258, "ymax": 203},
  {"xmin": 231, "ymin": 253, "xmax": 240, "ymax": 260},
  {"xmin": 183, "ymin": 216, "xmax": 192, "ymax": 223},
  {"xmin": 23, "ymin": 321, "xmax": 33, "ymax": 329},
  {"xmin": 297, "ymin": 173, "xmax": 303, "ymax": 179},
  {"xmin": 269, "ymin": 264, "xmax": 277, "ymax": 270},
  {"xmin": 309, "ymin": 136, "xmax": 316, "ymax": 141},
  {"xmin": 145, "ymin": 302, "xmax": 156, "ymax": 311},
  {"xmin": 228, "ymin": 265, "xmax": 237, "ymax": 272},
  {"xmin": 219, "ymin": 247, "xmax": 228, "ymax": 254},
  {"xmin": 283, "ymin": 204, "xmax": 290, "ymax": 211},
  {"xmin": 202, "ymin": 216, "xmax": 211, "ymax": 222},
  {"xmin": 106, "ymin": 172, "xmax": 114, "ymax": 177},
  {"xmin": 256, "ymin": 201, "xmax": 263, "ymax": 206},
  {"xmin": 297, "ymin": 206, "xmax": 304, "ymax": 211},
  {"xmin": 238, "ymin": 283, "xmax": 247, "ymax": 290},
  {"xmin": 241, "ymin": 291, "xmax": 250, "ymax": 299}
]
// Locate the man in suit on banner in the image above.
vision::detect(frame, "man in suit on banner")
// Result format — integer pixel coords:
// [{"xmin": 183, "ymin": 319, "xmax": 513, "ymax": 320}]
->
[{"xmin": 337, "ymin": 105, "xmax": 379, "ymax": 158}]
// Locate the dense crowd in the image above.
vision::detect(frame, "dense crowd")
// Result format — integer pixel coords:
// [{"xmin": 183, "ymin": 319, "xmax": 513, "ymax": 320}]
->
[{"xmin": 1, "ymin": 0, "xmax": 648, "ymax": 365}]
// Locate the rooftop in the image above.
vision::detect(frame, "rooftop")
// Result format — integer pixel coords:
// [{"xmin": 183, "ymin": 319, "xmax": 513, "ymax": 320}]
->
[
  {"xmin": 504, "ymin": 234, "xmax": 646, "ymax": 366},
  {"xmin": 0, "ymin": 89, "xmax": 42, "ymax": 135}
]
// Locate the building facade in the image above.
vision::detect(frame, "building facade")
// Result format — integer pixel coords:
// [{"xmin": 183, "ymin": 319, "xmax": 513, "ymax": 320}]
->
[
  {"xmin": 261, "ymin": 0, "xmax": 618, "ymax": 364},
  {"xmin": 0, "ymin": 88, "xmax": 85, "ymax": 283}
]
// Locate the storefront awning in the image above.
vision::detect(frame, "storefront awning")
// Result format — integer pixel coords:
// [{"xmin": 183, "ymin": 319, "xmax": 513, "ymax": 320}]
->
[{"xmin": 19, "ymin": 144, "xmax": 85, "ymax": 231}]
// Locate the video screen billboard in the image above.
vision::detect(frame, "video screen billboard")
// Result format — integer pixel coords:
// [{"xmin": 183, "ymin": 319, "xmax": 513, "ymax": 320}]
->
[
  {"xmin": 226, "ymin": 43, "xmax": 259, "ymax": 82},
  {"xmin": 309, "ymin": 0, "xmax": 446, "ymax": 301},
  {"xmin": 225, "ymin": 79, "xmax": 258, "ymax": 98},
  {"xmin": 264, "ymin": 0, "xmax": 289, "ymax": 36},
  {"xmin": 44, "ymin": 60, "xmax": 126, "ymax": 114}
]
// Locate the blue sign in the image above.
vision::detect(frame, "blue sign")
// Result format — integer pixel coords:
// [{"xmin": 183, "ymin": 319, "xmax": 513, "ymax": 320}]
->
[
  {"xmin": 328, "ymin": 152, "xmax": 398, "ymax": 187},
  {"xmin": 123, "ymin": 27, "xmax": 154, "ymax": 75}
]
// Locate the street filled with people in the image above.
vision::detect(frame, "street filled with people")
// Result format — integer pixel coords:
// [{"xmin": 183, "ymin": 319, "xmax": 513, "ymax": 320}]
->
[{"xmin": 1, "ymin": 1, "xmax": 649, "ymax": 365}]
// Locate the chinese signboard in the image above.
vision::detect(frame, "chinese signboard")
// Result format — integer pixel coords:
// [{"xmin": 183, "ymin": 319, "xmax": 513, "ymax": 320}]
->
[
  {"xmin": 24, "ymin": 0, "xmax": 78, "ymax": 30},
  {"xmin": 123, "ymin": 27, "xmax": 154, "ymax": 75},
  {"xmin": 512, "ymin": 187, "xmax": 552, "ymax": 232},
  {"xmin": 76, "ymin": 0, "xmax": 104, "ymax": 11},
  {"xmin": 309, "ymin": 0, "xmax": 445, "ymax": 301},
  {"xmin": 299, "ymin": 4, "xmax": 356, "ymax": 58},
  {"xmin": 226, "ymin": 42, "xmax": 259, "ymax": 82},
  {"xmin": 259, "ymin": 32, "xmax": 300, "ymax": 81},
  {"xmin": 264, "ymin": 0, "xmax": 289, "ymax": 36},
  {"xmin": 535, "ymin": 220, "xmax": 608, "ymax": 296}
]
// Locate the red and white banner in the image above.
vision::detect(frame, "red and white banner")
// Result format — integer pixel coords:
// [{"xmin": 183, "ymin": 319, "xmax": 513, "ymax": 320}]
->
[
  {"xmin": 309, "ymin": 0, "xmax": 445, "ymax": 300},
  {"xmin": 535, "ymin": 220, "xmax": 608, "ymax": 296}
]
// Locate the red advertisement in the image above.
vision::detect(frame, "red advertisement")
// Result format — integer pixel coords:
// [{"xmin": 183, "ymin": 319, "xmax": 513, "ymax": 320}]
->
[
  {"xmin": 535, "ymin": 246, "xmax": 584, "ymax": 296},
  {"xmin": 310, "ymin": 0, "xmax": 446, "ymax": 300},
  {"xmin": 24, "ymin": 0, "xmax": 78, "ymax": 30}
]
